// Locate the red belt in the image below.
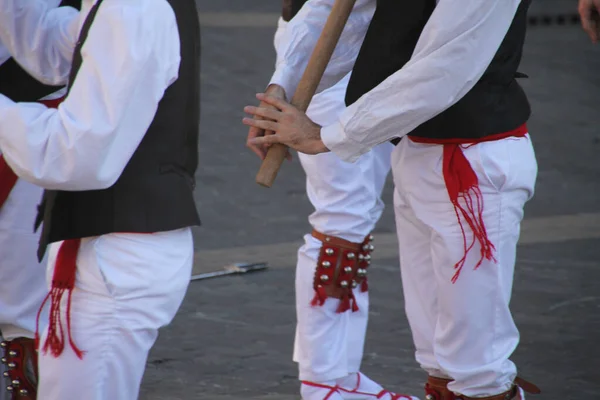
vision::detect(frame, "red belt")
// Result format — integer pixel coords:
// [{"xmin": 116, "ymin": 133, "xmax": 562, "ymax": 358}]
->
[{"xmin": 407, "ymin": 124, "xmax": 528, "ymax": 283}]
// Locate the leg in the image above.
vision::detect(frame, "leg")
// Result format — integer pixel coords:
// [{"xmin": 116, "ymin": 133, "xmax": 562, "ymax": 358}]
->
[
  {"xmin": 294, "ymin": 146, "xmax": 392, "ymax": 399},
  {"xmin": 390, "ymin": 144, "xmax": 447, "ymax": 380},
  {"xmin": 0, "ymin": 180, "xmax": 48, "ymax": 399},
  {"xmin": 396, "ymin": 136, "xmax": 537, "ymax": 397},
  {"xmin": 0, "ymin": 180, "xmax": 48, "ymax": 339},
  {"xmin": 294, "ymin": 78, "xmax": 399, "ymax": 399},
  {"xmin": 37, "ymin": 228, "xmax": 193, "ymax": 400}
]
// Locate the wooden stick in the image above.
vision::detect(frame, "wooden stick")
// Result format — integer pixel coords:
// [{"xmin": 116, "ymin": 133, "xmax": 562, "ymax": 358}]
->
[{"xmin": 255, "ymin": 0, "xmax": 357, "ymax": 188}]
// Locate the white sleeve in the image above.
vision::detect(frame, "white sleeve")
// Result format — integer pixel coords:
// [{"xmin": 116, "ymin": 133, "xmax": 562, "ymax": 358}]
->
[
  {"xmin": 0, "ymin": 1, "xmax": 181, "ymax": 191},
  {"xmin": 321, "ymin": 0, "xmax": 523, "ymax": 162},
  {"xmin": 0, "ymin": 0, "xmax": 80, "ymax": 85},
  {"xmin": 270, "ymin": 0, "xmax": 375, "ymax": 98}
]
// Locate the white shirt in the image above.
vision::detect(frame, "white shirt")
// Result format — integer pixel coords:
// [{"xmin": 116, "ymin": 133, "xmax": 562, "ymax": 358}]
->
[
  {"xmin": 271, "ymin": 0, "xmax": 524, "ymax": 163},
  {"xmin": 0, "ymin": 0, "xmax": 181, "ymax": 190}
]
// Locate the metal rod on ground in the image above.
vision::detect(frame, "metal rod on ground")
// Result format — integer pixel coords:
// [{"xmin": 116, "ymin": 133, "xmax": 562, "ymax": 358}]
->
[
  {"xmin": 255, "ymin": 0, "xmax": 357, "ymax": 188},
  {"xmin": 190, "ymin": 262, "xmax": 268, "ymax": 281}
]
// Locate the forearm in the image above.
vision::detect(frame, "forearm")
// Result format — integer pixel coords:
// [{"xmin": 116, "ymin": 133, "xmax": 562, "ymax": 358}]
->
[{"xmin": 322, "ymin": 0, "xmax": 523, "ymax": 162}]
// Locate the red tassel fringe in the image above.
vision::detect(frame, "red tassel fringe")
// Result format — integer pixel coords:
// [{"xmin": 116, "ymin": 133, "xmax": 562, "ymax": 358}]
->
[
  {"xmin": 35, "ymin": 238, "xmax": 84, "ymax": 359},
  {"xmin": 443, "ymin": 144, "xmax": 496, "ymax": 283},
  {"xmin": 311, "ymin": 285, "xmax": 328, "ymax": 307},
  {"xmin": 360, "ymin": 279, "xmax": 368, "ymax": 293},
  {"xmin": 336, "ymin": 291, "xmax": 358, "ymax": 313}
]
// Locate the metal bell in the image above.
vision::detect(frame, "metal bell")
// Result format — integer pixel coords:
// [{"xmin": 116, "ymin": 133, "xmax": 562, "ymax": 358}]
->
[
  {"xmin": 368, "ymin": 244, "xmax": 375, "ymax": 251},
  {"xmin": 6, "ymin": 386, "xmax": 13, "ymax": 392},
  {"xmin": 7, "ymin": 351, "xmax": 17, "ymax": 357},
  {"xmin": 325, "ymin": 248, "xmax": 334, "ymax": 256},
  {"xmin": 369, "ymin": 234, "xmax": 374, "ymax": 241},
  {"xmin": 320, "ymin": 274, "xmax": 329, "ymax": 282},
  {"xmin": 19, "ymin": 389, "xmax": 28, "ymax": 396},
  {"xmin": 364, "ymin": 254, "xmax": 371, "ymax": 261},
  {"xmin": 351, "ymin": 280, "xmax": 358, "ymax": 288},
  {"xmin": 425, "ymin": 395, "xmax": 435, "ymax": 400},
  {"xmin": 358, "ymin": 254, "xmax": 365, "ymax": 260},
  {"xmin": 344, "ymin": 266, "xmax": 352, "ymax": 274},
  {"xmin": 340, "ymin": 280, "xmax": 348, "ymax": 288},
  {"xmin": 362, "ymin": 244, "xmax": 370, "ymax": 251},
  {"xmin": 321, "ymin": 261, "xmax": 331, "ymax": 268},
  {"xmin": 0, "ymin": 342, "xmax": 6, "ymax": 348},
  {"xmin": 7, "ymin": 362, "xmax": 15, "ymax": 369},
  {"xmin": 346, "ymin": 252, "xmax": 355, "ymax": 260},
  {"xmin": 2, "ymin": 372, "xmax": 8, "ymax": 377},
  {"xmin": 11, "ymin": 380, "xmax": 19, "ymax": 387},
  {"xmin": 357, "ymin": 268, "xmax": 367, "ymax": 277},
  {"xmin": 1, "ymin": 358, "xmax": 6, "ymax": 364}
]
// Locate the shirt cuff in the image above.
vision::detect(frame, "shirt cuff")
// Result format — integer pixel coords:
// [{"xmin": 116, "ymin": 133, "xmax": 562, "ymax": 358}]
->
[
  {"xmin": 269, "ymin": 64, "xmax": 297, "ymax": 101},
  {"xmin": 320, "ymin": 120, "xmax": 368, "ymax": 163}
]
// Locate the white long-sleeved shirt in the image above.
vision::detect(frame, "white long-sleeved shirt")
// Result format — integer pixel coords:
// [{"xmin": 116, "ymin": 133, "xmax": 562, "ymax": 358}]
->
[
  {"xmin": 0, "ymin": 0, "xmax": 181, "ymax": 190},
  {"xmin": 272, "ymin": 2, "xmax": 374, "ymax": 96},
  {"xmin": 271, "ymin": 0, "xmax": 524, "ymax": 163}
]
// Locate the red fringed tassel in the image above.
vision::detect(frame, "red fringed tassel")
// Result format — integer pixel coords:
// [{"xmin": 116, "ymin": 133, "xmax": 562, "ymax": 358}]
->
[
  {"xmin": 360, "ymin": 279, "xmax": 368, "ymax": 293},
  {"xmin": 311, "ymin": 285, "xmax": 328, "ymax": 307},
  {"xmin": 443, "ymin": 144, "xmax": 497, "ymax": 283},
  {"xmin": 35, "ymin": 239, "xmax": 84, "ymax": 359},
  {"xmin": 336, "ymin": 291, "xmax": 358, "ymax": 313},
  {"xmin": 351, "ymin": 294, "xmax": 359, "ymax": 312},
  {"xmin": 337, "ymin": 295, "xmax": 350, "ymax": 313}
]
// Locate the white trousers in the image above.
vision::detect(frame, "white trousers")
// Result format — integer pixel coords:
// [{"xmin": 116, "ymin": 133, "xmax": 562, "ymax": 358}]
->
[
  {"xmin": 0, "ymin": 178, "xmax": 48, "ymax": 340},
  {"xmin": 37, "ymin": 228, "xmax": 193, "ymax": 400},
  {"xmin": 391, "ymin": 135, "xmax": 537, "ymax": 397},
  {"xmin": 0, "ymin": 179, "xmax": 47, "ymax": 400},
  {"xmin": 292, "ymin": 75, "xmax": 393, "ymax": 381}
]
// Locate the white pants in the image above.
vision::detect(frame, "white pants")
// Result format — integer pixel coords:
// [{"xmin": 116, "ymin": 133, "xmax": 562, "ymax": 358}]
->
[
  {"xmin": 392, "ymin": 135, "xmax": 537, "ymax": 397},
  {"xmin": 37, "ymin": 228, "xmax": 193, "ymax": 400},
  {"xmin": 0, "ymin": 179, "xmax": 47, "ymax": 400},
  {"xmin": 293, "ymin": 75, "xmax": 393, "ymax": 381},
  {"xmin": 0, "ymin": 178, "xmax": 48, "ymax": 340}
]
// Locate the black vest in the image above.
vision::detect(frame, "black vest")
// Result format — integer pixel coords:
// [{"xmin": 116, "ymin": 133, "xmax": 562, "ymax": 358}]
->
[
  {"xmin": 282, "ymin": 0, "xmax": 308, "ymax": 21},
  {"xmin": 36, "ymin": 0, "xmax": 201, "ymax": 258},
  {"xmin": 0, "ymin": 0, "xmax": 81, "ymax": 102},
  {"xmin": 346, "ymin": 0, "xmax": 532, "ymax": 140}
]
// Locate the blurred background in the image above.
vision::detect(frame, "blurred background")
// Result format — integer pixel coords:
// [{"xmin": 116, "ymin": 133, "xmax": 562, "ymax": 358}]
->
[{"xmin": 139, "ymin": 1, "xmax": 600, "ymax": 398}]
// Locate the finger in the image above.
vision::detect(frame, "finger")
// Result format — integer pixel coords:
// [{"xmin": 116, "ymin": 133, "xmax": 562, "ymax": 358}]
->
[
  {"xmin": 580, "ymin": 2, "xmax": 597, "ymax": 42},
  {"xmin": 244, "ymin": 105, "xmax": 282, "ymax": 121},
  {"xmin": 247, "ymin": 142, "xmax": 267, "ymax": 160},
  {"xmin": 593, "ymin": 1, "xmax": 600, "ymax": 42},
  {"xmin": 242, "ymin": 117, "xmax": 278, "ymax": 132},
  {"xmin": 246, "ymin": 127, "xmax": 267, "ymax": 160},
  {"xmin": 249, "ymin": 134, "xmax": 283, "ymax": 147},
  {"xmin": 256, "ymin": 93, "xmax": 293, "ymax": 112}
]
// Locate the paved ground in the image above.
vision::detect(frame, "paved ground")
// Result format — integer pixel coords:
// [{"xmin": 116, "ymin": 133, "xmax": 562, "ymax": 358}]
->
[{"xmin": 139, "ymin": 1, "xmax": 600, "ymax": 399}]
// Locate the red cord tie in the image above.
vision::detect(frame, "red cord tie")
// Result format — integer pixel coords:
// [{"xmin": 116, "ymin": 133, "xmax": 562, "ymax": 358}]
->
[{"xmin": 301, "ymin": 381, "xmax": 342, "ymax": 400}]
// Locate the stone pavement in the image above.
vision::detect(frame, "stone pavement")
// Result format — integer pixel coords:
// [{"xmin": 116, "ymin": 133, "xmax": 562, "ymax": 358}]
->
[{"xmin": 139, "ymin": 1, "xmax": 600, "ymax": 399}]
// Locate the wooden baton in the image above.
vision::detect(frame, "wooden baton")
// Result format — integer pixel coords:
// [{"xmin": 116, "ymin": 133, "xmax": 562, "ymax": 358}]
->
[{"xmin": 255, "ymin": 0, "xmax": 357, "ymax": 188}]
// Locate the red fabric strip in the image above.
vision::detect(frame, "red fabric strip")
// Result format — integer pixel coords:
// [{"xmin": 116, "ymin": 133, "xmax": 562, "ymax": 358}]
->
[
  {"xmin": 409, "ymin": 124, "xmax": 528, "ymax": 282},
  {"xmin": 0, "ymin": 155, "xmax": 18, "ymax": 209}
]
